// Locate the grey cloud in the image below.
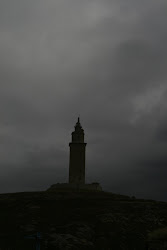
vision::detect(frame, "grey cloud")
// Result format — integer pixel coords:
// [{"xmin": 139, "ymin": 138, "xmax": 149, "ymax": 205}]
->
[{"xmin": 0, "ymin": 0, "xmax": 167, "ymax": 200}]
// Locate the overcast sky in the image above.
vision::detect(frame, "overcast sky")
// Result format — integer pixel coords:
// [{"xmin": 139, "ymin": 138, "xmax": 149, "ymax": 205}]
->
[{"xmin": 0, "ymin": 0, "xmax": 167, "ymax": 201}]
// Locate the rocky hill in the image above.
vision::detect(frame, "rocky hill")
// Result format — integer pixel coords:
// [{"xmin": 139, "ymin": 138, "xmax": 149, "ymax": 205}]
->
[{"xmin": 0, "ymin": 190, "xmax": 167, "ymax": 250}]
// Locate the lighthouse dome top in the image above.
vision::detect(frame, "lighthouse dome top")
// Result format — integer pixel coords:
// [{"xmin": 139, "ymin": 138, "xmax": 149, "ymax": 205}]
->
[
  {"xmin": 74, "ymin": 117, "xmax": 84, "ymax": 133},
  {"xmin": 71, "ymin": 117, "xmax": 85, "ymax": 143}
]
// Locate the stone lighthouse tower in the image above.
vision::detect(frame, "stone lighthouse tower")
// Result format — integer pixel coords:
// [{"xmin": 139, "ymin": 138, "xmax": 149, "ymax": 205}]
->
[
  {"xmin": 69, "ymin": 117, "xmax": 87, "ymax": 184},
  {"xmin": 47, "ymin": 118, "xmax": 102, "ymax": 192}
]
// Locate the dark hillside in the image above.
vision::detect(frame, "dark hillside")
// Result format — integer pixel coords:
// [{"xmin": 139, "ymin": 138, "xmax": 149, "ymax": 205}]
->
[{"xmin": 0, "ymin": 191, "xmax": 167, "ymax": 249}]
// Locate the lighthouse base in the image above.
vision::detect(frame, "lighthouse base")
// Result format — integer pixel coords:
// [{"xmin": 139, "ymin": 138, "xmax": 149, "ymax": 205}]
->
[{"xmin": 47, "ymin": 182, "xmax": 102, "ymax": 192}]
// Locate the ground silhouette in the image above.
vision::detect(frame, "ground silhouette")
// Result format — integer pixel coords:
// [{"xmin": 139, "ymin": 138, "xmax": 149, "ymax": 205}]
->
[{"xmin": 0, "ymin": 190, "xmax": 167, "ymax": 249}]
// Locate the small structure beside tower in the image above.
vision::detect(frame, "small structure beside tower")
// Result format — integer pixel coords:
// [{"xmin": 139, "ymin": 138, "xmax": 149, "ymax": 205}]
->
[{"xmin": 47, "ymin": 117, "xmax": 102, "ymax": 192}]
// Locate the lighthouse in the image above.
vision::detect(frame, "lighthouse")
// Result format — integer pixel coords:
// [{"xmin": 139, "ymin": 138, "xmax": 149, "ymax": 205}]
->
[
  {"xmin": 69, "ymin": 117, "xmax": 87, "ymax": 184},
  {"xmin": 47, "ymin": 117, "xmax": 102, "ymax": 192}
]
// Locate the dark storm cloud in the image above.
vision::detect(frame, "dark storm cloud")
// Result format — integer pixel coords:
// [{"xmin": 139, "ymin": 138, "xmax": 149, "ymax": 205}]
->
[
  {"xmin": 156, "ymin": 125, "xmax": 167, "ymax": 142},
  {"xmin": 0, "ymin": 0, "xmax": 167, "ymax": 200}
]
